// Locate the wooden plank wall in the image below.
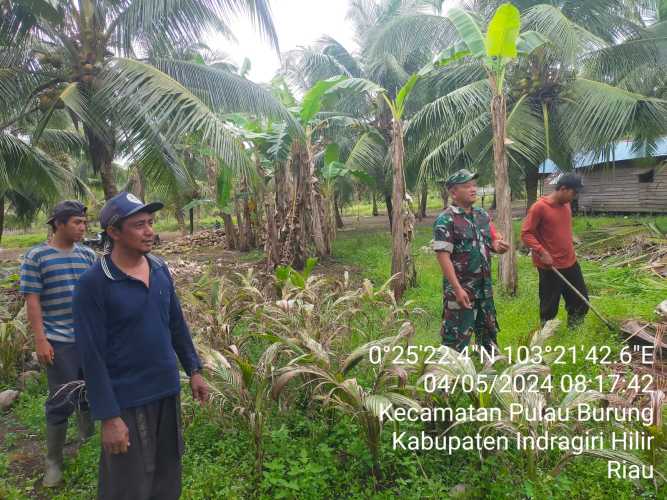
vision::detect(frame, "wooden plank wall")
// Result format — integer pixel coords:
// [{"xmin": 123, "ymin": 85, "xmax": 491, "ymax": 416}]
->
[{"xmin": 544, "ymin": 160, "xmax": 667, "ymax": 213}]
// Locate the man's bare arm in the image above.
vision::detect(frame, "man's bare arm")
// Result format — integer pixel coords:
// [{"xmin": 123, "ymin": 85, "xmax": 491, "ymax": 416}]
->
[{"xmin": 25, "ymin": 294, "xmax": 54, "ymax": 365}]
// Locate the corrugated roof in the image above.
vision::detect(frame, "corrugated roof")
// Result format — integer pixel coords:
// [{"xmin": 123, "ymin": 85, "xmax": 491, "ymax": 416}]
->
[{"xmin": 538, "ymin": 137, "xmax": 667, "ymax": 174}]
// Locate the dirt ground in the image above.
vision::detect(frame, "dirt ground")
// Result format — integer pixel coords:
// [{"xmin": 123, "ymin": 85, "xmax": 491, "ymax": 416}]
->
[{"xmin": 0, "ymin": 413, "xmax": 77, "ymax": 500}]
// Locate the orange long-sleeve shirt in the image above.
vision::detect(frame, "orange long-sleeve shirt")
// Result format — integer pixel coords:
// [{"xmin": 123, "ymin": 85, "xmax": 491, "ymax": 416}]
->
[{"xmin": 521, "ymin": 197, "xmax": 577, "ymax": 269}]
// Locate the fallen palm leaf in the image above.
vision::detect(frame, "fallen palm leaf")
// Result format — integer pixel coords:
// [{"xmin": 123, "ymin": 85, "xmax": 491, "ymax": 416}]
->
[{"xmin": 620, "ymin": 320, "xmax": 667, "ymax": 351}]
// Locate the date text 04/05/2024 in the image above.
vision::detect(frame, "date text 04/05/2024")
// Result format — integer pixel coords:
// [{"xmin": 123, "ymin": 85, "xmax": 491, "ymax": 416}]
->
[
  {"xmin": 368, "ymin": 343, "xmax": 656, "ymax": 366},
  {"xmin": 421, "ymin": 372, "xmax": 655, "ymax": 395}
]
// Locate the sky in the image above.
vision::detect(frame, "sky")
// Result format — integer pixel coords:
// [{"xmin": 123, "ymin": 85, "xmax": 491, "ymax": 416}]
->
[{"xmin": 207, "ymin": 1, "xmax": 359, "ymax": 83}]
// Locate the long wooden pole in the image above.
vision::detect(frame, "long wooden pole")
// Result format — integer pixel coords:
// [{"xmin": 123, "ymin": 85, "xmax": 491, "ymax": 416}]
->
[{"xmin": 550, "ymin": 268, "xmax": 615, "ymax": 330}]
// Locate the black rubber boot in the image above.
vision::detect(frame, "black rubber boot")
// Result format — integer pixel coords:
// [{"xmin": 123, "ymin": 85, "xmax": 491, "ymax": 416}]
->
[{"xmin": 77, "ymin": 409, "xmax": 95, "ymax": 442}]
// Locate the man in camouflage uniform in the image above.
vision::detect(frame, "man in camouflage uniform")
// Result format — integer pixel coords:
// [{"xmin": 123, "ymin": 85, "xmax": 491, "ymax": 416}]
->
[{"xmin": 433, "ymin": 169, "xmax": 509, "ymax": 353}]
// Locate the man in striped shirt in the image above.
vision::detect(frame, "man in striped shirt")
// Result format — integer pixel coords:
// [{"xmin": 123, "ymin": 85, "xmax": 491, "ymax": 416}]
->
[{"xmin": 19, "ymin": 200, "xmax": 97, "ymax": 487}]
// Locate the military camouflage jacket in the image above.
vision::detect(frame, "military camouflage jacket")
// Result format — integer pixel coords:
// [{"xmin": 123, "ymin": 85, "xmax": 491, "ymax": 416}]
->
[{"xmin": 432, "ymin": 205, "xmax": 494, "ymax": 298}]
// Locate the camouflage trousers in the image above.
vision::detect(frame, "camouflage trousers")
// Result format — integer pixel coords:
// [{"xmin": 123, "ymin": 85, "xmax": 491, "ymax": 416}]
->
[{"xmin": 440, "ymin": 291, "xmax": 498, "ymax": 352}]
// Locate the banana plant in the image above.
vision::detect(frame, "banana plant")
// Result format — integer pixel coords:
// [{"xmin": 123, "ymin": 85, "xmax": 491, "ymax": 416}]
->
[
  {"xmin": 382, "ymin": 74, "xmax": 420, "ymax": 301},
  {"xmin": 320, "ymin": 74, "xmax": 421, "ymax": 300},
  {"xmin": 419, "ymin": 3, "xmax": 546, "ymax": 295}
]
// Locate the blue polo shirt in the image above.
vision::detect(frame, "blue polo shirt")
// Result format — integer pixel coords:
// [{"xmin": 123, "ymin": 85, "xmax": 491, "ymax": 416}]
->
[{"xmin": 73, "ymin": 253, "xmax": 201, "ymax": 420}]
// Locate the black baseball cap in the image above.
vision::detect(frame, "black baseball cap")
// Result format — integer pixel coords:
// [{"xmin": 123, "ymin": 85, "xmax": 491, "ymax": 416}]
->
[
  {"xmin": 99, "ymin": 192, "xmax": 164, "ymax": 229},
  {"xmin": 555, "ymin": 173, "xmax": 584, "ymax": 192},
  {"xmin": 47, "ymin": 200, "xmax": 87, "ymax": 225}
]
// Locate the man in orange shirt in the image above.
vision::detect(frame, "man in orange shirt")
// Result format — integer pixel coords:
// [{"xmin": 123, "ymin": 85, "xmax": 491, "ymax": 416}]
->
[{"xmin": 521, "ymin": 174, "xmax": 589, "ymax": 327}]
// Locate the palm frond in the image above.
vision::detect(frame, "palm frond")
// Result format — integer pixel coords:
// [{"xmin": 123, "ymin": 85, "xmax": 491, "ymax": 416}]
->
[
  {"xmin": 407, "ymin": 79, "xmax": 490, "ymax": 142},
  {"xmin": 561, "ymin": 78, "xmax": 667, "ymax": 153},
  {"xmin": 506, "ymin": 96, "xmax": 546, "ymax": 167},
  {"xmin": 108, "ymin": 0, "xmax": 279, "ymax": 56},
  {"xmin": 366, "ymin": 14, "xmax": 457, "ymax": 64},
  {"xmin": 581, "ymin": 20, "xmax": 667, "ymax": 87},
  {"xmin": 36, "ymin": 129, "xmax": 87, "ymax": 157},
  {"xmin": 344, "ymin": 130, "xmax": 388, "ymax": 175},
  {"xmin": 523, "ymin": 4, "xmax": 608, "ymax": 65},
  {"xmin": 414, "ymin": 111, "xmax": 490, "ymax": 183},
  {"xmin": 99, "ymin": 58, "xmax": 256, "ymax": 181},
  {"xmin": 0, "ymin": 132, "xmax": 72, "ymax": 198},
  {"xmin": 152, "ymin": 59, "xmax": 302, "ymax": 137}
]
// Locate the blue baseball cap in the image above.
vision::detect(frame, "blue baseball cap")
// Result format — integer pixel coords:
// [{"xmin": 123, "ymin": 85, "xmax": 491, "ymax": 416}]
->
[{"xmin": 99, "ymin": 192, "xmax": 164, "ymax": 229}]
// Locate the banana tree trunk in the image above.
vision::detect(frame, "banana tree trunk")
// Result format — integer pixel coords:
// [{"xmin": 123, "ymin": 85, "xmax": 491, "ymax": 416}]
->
[
  {"xmin": 175, "ymin": 208, "xmax": 186, "ymax": 236},
  {"xmin": 274, "ymin": 160, "xmax": 291, "ymax": 262},
  {"xmin": 0, "ymin": 195, "xmax": 4, "ymax": 244},
  {"xmin": 274, "ymin": 161, "xmax": 290, "ymax": 230},
  {"xmin": 490, "ymin": 93, "xmax": 518, "ymax": 295},
  {"xmin": 439, "ymin": 184, "xmax": 449, "ymax": 209},
  {"xmin": 418, "ymin": 183, "xmax": 428, "ymax": 220},
  {"xmin": 205, "ymin": 156, "xmax": 238, "ymax": 250},
  {"xmin": 323, "ymin": 189, "xmax": 337, "ymax": 249},
  {"xmin": 525, "ymin": 163, "xmax": 539, "ymax": 210},
  {"xmin": 85, "ymin": 126, "xmax": 117, "ymax": 201},
  {"xmin": 264, "ymin": 200, "xmax": 281, "ymax": 269},
  {"xmin": 222, "ymin": 214, "xmax": 238, "ymax": 250},
  {"xmin": 334, "ymin": 196, "xmax": 344, "ymax": 228},
  {"xmin": 282, "ymin": 143, "xmax": 309, "ymax": 270},
  {"xmin": 236, "ymin": 198, "xmax": 249, "ymax": 252},
  {"xmin": 385, "ymin": 193, "xmax": 393, "ymax": 229},
  {"xmin": 306, "ymin": 141, "xmax": 329, "ymax": 257},
  {"xmin": 127, "ymin": 168, "xmax": 145, "ymax": 201},
  {"xmin": 389, "ymin": 119, "xmax": 416, "ymax": 300},
  {"xmin": 240, "ymin": 178, "xmax": 256, "ymax": 249}
]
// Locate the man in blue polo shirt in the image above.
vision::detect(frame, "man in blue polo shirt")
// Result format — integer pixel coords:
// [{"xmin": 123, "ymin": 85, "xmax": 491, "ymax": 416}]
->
[
  {"xmin": 19, "ymin": 200, "xmax": 97, "ymax": 487},
  {"xmin": 73, "ymin": 192, "xmax": 208, "ymax": 500}
]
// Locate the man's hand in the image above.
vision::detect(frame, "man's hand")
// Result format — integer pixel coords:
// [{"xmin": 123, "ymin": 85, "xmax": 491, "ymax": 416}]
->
[
  {"xmin": 454, "ymin": 286, "xmax": 473, "ymax": 309},
  {"xmin": 101, "ymin": 417, "xmax": 130, "ymax": 455},
  {"xmin": 190, "ymin": 373, "xmax": 209, "ymax": 404},
  {"xmin": 491, "ymin": 234, "xmax": 510, "ymax": 254},
  {"xmin": 35, "ymin": 337, "xmax": 54, "ymax": 365},
  {"xmin": 539, "ymin": 250, "xmax": 554, "ymax": 267}
]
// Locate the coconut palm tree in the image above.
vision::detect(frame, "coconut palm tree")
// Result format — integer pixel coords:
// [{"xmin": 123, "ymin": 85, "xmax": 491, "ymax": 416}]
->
[{"xmin": 1, "ymin": 0, "xmax": 297, "ymax": 201}]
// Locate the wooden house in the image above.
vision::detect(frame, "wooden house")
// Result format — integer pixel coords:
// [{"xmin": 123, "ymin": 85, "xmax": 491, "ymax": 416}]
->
[{"xmin": 537, "ymin": 138, "xmax": 667, "ymax": 213}]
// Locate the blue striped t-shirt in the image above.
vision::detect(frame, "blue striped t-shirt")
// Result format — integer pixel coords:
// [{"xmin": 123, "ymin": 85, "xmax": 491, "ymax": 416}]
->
[{"xmin": 19, "ymin": 243, "xmax": 97, "ymax": 343}]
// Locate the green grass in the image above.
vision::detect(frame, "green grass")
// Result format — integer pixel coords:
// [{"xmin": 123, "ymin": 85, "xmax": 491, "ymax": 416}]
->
[
  {"xmin": 0, "ymin": 232, "xmax": 48, "ymax": 250},
  {"xmin": 333, "ymin": 223, "xmax": 664, "ymax": 379},
  {"xmin": 340, "ymin": 191, "xmax": 502, "ymax": 218}
]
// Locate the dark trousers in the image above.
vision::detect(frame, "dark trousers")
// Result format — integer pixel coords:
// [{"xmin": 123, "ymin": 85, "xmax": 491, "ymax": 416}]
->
[
  {"xmin": 45, "ymin": 340, "xmax": 88, "ymax": 425},
  {"xmin": 538, "ymin": 262, "xmax": 589, "ymax": 327},
  {"xmin": 98, "ymin": 395, "xmax": 184, "ymax": 500}
]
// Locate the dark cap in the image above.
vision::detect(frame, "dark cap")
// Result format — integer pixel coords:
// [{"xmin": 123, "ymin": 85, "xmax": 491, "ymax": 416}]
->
[
  {"xmin": 446, "ymin": 168, "xmax": 479, "ymax": 188},
  {"xmin": 47, "ymin": 200, "xmax": 87, "ymax": 225},
  {"xmin": 100, "ymin": 192, "xmax": 164, "ymax": 229},
  {"xmin": 555, "ymin": 173, "xmax": 584, "ymax": 192}
]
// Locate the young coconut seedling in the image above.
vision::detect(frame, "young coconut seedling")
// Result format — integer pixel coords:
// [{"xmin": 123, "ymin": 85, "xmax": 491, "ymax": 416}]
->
[{"xmin": 271, "ymin": 321, "xmax": 422, "ymax": 483}]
